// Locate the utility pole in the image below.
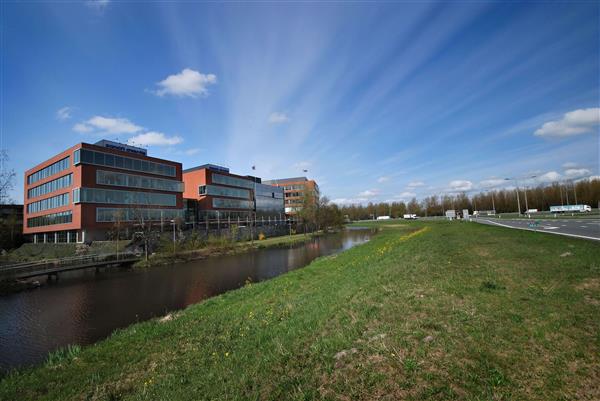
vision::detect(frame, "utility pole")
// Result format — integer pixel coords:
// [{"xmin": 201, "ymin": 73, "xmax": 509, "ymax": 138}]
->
[{"xmin": 573, "ymin": 180, "xmax": 578, "ymax": 204}]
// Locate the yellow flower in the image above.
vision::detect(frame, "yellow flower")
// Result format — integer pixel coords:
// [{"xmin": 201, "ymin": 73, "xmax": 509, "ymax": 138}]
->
[{"xmin": 225, "ymin": 352, "xmax": 229, "ymax": 357}]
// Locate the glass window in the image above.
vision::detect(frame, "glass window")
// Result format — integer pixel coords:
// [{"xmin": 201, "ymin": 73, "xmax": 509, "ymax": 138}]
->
[
  {"xmin": 105, "ymin": 154, "xmax": 115, "ymax": 166},
  {"xmin": 28, "ymin": 174, "xmax": 72, "ymax": 199},
  {"xmin": 212, "ymin": 198, "xmax": 252, "ymax": 209},
  {"xmin": 27, "ymin": 193, "xmax": 70, "ymax": 213},
  {"xmin": 211, "ymin": 173, "xmax": 254, "ymax": 189},
  {"xmin": 96, "ymin": 207, "xmax": 184, "ymax": 222},
  {"xmin": 78, "ymin": 187, "xmax": 176, "ymax": 206},
  {"xmin": 96, "ymin": 170, "xmax": 183, "ymax": 192},
  {"xmin": 27, "ymin": 156, "xmax": 70, "ymax": 185},
  {"xmin": 27, "ymin": 210, "xmax": 72, "ymax": 227},
  {"xmin": 74, "ymin": 149, "xmax": 80, "ymax": 165}
]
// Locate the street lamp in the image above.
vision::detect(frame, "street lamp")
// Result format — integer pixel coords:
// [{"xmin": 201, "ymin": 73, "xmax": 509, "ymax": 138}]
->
[
  {"xmin": 170, "ymin": 219, "xmax": 176, "ymax": 254},
  {"xmin": 505, "ymin": 175, "xmax": 536, "ymax": 217}
]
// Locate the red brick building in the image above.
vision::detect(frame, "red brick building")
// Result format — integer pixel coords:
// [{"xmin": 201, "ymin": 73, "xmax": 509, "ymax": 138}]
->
[
  {"xmin": 182, "ymin": 164, "xmax": 256, "ymax": 223},
  {"xmin": 262, "ymin": 177, "xmax": 319, "ymax": 215},
  {"xmin": 23, "ymin": 140, "xmax": 183, "ymax": 243}
]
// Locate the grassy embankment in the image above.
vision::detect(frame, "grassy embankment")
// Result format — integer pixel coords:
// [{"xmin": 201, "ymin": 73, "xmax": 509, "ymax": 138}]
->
[
  {"xmin": 1, "ymin": 221, "xmax": 599, "ymax": 400},
  {"xmin": 134, "ymin": 231, "xmax": 323, "ymax": 267},
  {"xmin": 0, "ymin": 241, "xmax": 131, "ymax": 264}
]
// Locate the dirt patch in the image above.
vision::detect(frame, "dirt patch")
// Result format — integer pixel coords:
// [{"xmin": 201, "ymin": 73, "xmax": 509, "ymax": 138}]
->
[{"xmin": 575, "ymin": 278, "xmax": 600, "ymax": 291}]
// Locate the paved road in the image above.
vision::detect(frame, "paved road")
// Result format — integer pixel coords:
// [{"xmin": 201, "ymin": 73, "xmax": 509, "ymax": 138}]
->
[{"xmin": 475, "ymin": 218, "xmax": 600, "ymax": 241}]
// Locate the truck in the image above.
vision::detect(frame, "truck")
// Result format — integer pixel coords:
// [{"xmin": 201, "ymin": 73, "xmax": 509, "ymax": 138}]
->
[
  {"xmin": 376, "ymin": 216, "xmax": 391, "ymax": 220},
  {"xmin": 403, "ymin": 214, "xmax": 417, "ymax": 220},
  {"xmin": 549, "ymin": 205, "xmax": 591, "ymax": 213}
]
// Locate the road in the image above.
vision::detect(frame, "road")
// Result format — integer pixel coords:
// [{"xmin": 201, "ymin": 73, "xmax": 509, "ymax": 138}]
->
[{"xmin": 475, "ymin": 217, "xmax": 600, "ymax": 241}]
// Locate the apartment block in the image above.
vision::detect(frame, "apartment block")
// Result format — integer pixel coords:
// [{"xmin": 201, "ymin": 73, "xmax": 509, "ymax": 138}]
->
[{"xmin": 262, "ymin": 177, "xmax": 319, "ymax": 215}]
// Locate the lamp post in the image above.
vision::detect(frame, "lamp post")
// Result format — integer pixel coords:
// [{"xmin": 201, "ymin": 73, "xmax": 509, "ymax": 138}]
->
[
  {"xmin": 170, "ymin": 219, "xmax": 176, "ymax": 253},
  {"xmin": 504, "ymin": 178, "xmax": 521, "ymax": 216}
]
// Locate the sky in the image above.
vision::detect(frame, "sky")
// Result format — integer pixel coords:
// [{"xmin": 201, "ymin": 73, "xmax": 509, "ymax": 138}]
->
[{"xmin": 1, "ymin": 1, "xmax": 599, "ymax": 205}]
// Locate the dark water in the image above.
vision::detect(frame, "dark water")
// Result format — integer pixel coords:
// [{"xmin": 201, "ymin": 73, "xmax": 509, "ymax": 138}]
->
[{"xmin": 0, "ymin": 228, "xmax": 374, "ymax": 371}]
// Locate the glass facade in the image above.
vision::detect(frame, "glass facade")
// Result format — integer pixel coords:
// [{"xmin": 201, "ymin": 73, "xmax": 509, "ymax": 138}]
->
[
  {"xmin": 27, "ymin": 174, "xmax": 72, "ymax": 199},
  {"xmin": 255, "ymin": 183, "xmax": 284, "ymax": 217},
  {"xmin": 76, "ymin": 148, "xmax": 176, "ymax": 177},
  {"xmin": 96, "ymin": 207, "xmax": 184, "ymax": 222},
  {"xmin": 28, "ymin": 156, "xmax": 70, "ymax": 185},
  {"xmin": 96, "ymin": 170, "xmax": 183, "ymax": 192},
  {"xmin": 212, "ymin": 198, "xmax": 253, "ymax": 209},
  {"xmin": 76, "ymin": 187, "xmax": 177, "ymax": 206},
  {"xmin": 211, "ymin": 173, "xmax": 254, "ymax": 189},
  {"xmin": 27, "ymin": 210, "xmax": 72, "ymax": 227},
  {"xmin": 27, "ymin": 193, "xmax": 70, "ymax": 213},
  {"xmin": 199, "ymin": 184, "xmax": 250, "ymax": 199}
]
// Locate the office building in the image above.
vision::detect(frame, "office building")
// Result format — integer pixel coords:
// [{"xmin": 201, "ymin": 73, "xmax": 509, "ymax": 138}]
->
[
  {"xmin": 262, "ymin": 177, "xmax": 319, "ymax": 215},
  {"xmin": 23, "ymin": 140, "xmax": 184, "ymax": 243},
  {"xmin": 183, "ymin": 164, "xmax": 284, "ymax": 223}
]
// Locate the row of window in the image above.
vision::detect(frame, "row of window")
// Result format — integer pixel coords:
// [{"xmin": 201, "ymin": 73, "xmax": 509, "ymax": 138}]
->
[
  {"xmin": 286, "ymin": 191, "xmax": 304, "ymax": 198},
  {"xmin": 212, "ymin": 173, "xmax": 254, "ymax": 189},
  {"xmin": 27, "ymin": 210, "xmax": 72, "ymax": 228},
  {"xmin": 27, "ymin": 156, "xmax": 70, "ymax": 185},
  {"xmin": 285, "ymin": 199, "xmax": 303, "ymax": 205},
  {"xmin": 255, "ymin": 184, "xmax": 284, "ymax": 199},
  {"xmin": 97, "ymin": 170, "xmax": 183, "ymax": 192},
  {"xmin": 75, "ymin": 148, "xmax": 176, "ymax": 177},
  {"xmin": 284, "ymin": 184, "xmax": 305, "ymax": 191},
  {"xmin": 256, "ymin": 197, "xmax": 284, "ymax": 213},
  {"xmin": 96, "ymin": 207, "xmax": 184, "ymax": 222},
  {"xmin": 27, "ymin": 193, "xmax": 70, "ymax": 213},
  {"xmin": 199, "ymin": 184, "xmax": 250, "ymax": 199},
  {"xmin": 74, "ymin": 187, "xmax": 177, "ymax": 207},
  {"xmin": 212, "ymin": 197, "xmax": 253, "ymax": 209},
  {"xmin": 28, "ymin": 174, "xmax": 72, "ymax": 199}
]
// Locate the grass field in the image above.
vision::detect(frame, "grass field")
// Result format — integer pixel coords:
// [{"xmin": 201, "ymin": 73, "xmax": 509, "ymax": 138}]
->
[{"xmin": 1, "ymin": 221, "xmax": 599, "ymax": 400}]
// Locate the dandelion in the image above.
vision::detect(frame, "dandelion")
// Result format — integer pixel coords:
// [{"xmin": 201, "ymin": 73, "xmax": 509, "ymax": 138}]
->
[{"xmin": 225, "ymin": 352, "xmax": 229, "ymax": 357}]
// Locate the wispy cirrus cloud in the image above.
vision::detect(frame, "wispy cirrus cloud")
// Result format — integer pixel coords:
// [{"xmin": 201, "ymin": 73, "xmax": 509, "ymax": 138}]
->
[
  {"xmin": 268, "ymin": 112, "xmax": 290, "ymax": 124},
  {"xmin": 358, "ymin": 189, "xmax": 379, "ymax": 198},
  {"xmin": 534, "ymin": 108, "xmax": 600, "ymax": 138},
  {"xmin": 448, "ymin": 180, "xmax": 473, "ymax": 192},
  {"xmin": 152, "ymin": 68, "xmax": 217, "ymax": 98},
  {"xmin": 406, "ymin": 181, "xmax": 425, "ymax": 189},
  {"xmin": 56, "ymin": 106, "xmax": 74, "ymax": 121}
]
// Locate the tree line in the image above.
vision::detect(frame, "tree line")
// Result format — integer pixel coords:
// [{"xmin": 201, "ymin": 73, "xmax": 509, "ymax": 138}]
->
[{"xmin": 338, "ymin": 178, "xmax": 600, "ymax": 220}]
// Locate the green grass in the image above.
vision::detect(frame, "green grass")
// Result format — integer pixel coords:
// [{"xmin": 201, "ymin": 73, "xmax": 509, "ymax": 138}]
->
[{"xmin": 1, "ymin": 221, "xmax": 599, "ymax": 400}]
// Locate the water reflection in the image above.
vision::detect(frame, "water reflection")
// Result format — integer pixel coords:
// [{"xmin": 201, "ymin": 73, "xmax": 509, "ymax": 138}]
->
[{"xmin": 0, "ymin": 229, "xmax": 374, "ymax": 371}]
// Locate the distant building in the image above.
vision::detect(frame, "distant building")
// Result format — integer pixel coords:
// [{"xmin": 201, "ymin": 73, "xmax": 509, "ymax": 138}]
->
[
  {"xmin": 23, "ymin": 140, "xmax": 184, "ymax": 243},
  {"xmin": 262, "ymin": 177, "xmax": 319, "ymax": 215}
]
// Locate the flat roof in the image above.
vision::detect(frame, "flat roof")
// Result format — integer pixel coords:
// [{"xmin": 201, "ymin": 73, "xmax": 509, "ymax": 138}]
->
[
  {"xmin": 183, "ymin": 164, "xmax": 230, "ymax": 174},
  {"xmin": 263, "ymin": 177, "xmax": 308, "ymax": 185}
]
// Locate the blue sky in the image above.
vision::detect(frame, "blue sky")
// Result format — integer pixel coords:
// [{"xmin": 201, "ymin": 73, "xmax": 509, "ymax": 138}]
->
[{"xmin": 1, "ymin": 1, "xmax": 599, "ymax": 204}]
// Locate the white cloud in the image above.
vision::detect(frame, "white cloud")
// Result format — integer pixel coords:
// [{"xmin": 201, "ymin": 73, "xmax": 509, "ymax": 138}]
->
[
  {"xmin": 562, "ymin": 162, "xmax": 578, "ymax": 169},
  {"xmin": 406, "ymin": 181, "xmax": 425, "ymax": 188},
  {"xmin": 86, "ymin": 0, "xmax": 110, "ymax": 9},
  {"xmin": 184, "ymin": 148, "xmax": 201, "ymax": 156},
  {"xmin": 397, "ymin": 191, "xmax": 416, "ymax": 199},
  {"xmin": 358, "ymin": 189, "xmax": 379, "ymax": 198},
  {"xmin": 127, "ymin": 132, "xmax": 183, "ymax": 147},
  {"xmin": 534, "ymin": 107, "xmax": 600, "ymax": 138},
  {"xmin": 377, "ymin": 176, "xmax": 389, "ymax": 183},
  {"xmin": 56, "ymin": 106, "xmax": 73, "ymax": 121},
  {"xmin": 73, "ymin": 123, "xmax": 93, "ymax": 133},
  {"xmin": 293, "ymin": 161, "xmax": 311, "ymax": 171},
  {"xmin": 448, "ymin": 180, "xmax": 473, "ymax": 191},
  {"xmin": 73, "ymin": 116, "xmax": 143, "ymax": 135},
  {"xmin": 153, "ymin": 68, "xmax": 217, "ymax": 98},
  {"xmin": 331, "ymin": 198, "xmax": 368, "ymax": 206},
  {"xmin": 268, "ymin": 112, "xmax": 290, "ymax": 124},
  {"xmin": 537, "ymin": 171, "xmax": 561, "ymax": 182},
  {"xmin": 564, "ymin": 168, "xmax": 591, "ymax": 178},
  {"xmin": 479, "ymin": 178, "xmax": 506, "ymax": 188}
]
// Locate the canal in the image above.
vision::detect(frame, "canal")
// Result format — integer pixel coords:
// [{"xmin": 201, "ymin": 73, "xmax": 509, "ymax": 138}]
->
[{"xmin": 0, "ymin": 228, "xmax": 374, "ymax": 371}]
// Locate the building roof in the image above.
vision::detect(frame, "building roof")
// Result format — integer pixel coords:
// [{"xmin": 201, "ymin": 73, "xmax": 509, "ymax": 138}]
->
[
  {"xmin": 183, "ymin": 164, "xmax": 230, "ymax": 174},
  {"xmin": 263, "ymin": 177, "xmax": 308, "ymax": 185}
]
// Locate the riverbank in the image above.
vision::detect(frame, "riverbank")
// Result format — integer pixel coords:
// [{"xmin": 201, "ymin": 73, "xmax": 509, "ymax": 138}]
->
[
  {"xmin": 1, "ymin": 221, "xmax": 599, "ymax": 400},
  {"xmin": 135, "ymin": 231, "xmax": 326, "ymax": 268}
]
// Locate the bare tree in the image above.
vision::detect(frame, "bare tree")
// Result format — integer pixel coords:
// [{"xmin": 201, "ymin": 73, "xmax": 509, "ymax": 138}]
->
[{"xmin": 0, "ymin": 150, "xmax": 16, "ymax": 205}]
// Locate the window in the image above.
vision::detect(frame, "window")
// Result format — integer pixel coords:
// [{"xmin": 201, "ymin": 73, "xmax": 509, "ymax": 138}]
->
[
  {"xmin": 75, "ymin": 149, "xmax": 176, "ymax": 177},
  {"xmin": 212, "ymin": 198, "xmax": 253, "ymax": 209},
  {"xmin": 76, "ymin": 187, "xmax": 177, "ymax": 207},
  {"xmin": 96, "ymin": 170, "xmax": 183, "ymax": 192},
  {"xmin": 27, "ymin": 174, "xmax": 72, "ymax": 199},
  {"xmin": 199, "ymin": 184, "xmax": 250, "ymax": 199},
  {"xmin": 96, "ymin": 207, "xmax": 184, "ymax": 222},
  {"xmin": 27, "ymin": 156, "xmax": 70, "ymax": 185},
  {"xmin": 27, "ymin": 210, "xmax": 72, "ymax": 227},
  {"xmin": 212, "ymin": 173, "xmax": 254, "ymax": 189},
  {"xmin": 27, "ymin": 193, "xmax": 70, "ymax": 213}
]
